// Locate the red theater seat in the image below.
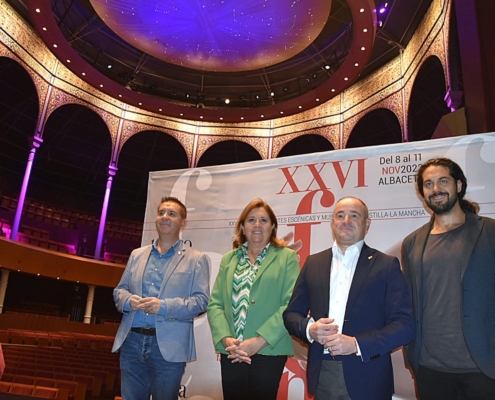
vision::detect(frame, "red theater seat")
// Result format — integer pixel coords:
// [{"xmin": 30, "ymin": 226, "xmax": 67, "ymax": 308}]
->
[
  {"xmin": 0, "ymin": 382, "xmax": 11, "ymax": 393},
  {"xmin": 9, "ymin": 383, "xmax": 35, "ymax": 395},
  {"xmin": 33, "ymin": 386, "xmax": 60, "ymax": 399}
]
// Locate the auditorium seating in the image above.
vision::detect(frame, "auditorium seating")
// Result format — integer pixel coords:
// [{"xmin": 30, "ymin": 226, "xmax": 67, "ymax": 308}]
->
[
  {"xmin": 0, "ymin": 194, "xmax": 143, "ymax": 264},
  {"xmin": 0, "ymin": 380, "xmax": 69, "ymax": 400},
  {"xmin": 2, "ymin": 340, "xmax": 121, "ymax": 399}
]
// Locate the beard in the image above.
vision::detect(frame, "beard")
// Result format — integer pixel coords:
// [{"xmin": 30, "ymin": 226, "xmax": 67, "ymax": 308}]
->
[{"xmin": 426, "ymin": 191, "xmax": 458, "ymax": 214}]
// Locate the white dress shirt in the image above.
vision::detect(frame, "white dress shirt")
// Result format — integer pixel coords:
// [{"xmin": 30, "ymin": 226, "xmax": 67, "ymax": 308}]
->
[{"xmin": 306, "ymin": 240, "xmax": 364, "ymax": 355}]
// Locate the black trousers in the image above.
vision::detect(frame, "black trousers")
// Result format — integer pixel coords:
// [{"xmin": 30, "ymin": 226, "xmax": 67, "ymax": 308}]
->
[
  {"xmin": 220, "ymin": 353, "xmax": 287, "ymax": 400},
  {"xmin": 417, "ymin": 365, "xmax": 495, "ymax": 400}
]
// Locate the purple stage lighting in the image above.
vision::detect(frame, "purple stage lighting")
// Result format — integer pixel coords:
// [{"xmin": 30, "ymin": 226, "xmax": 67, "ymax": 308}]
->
[{"xmin": 89, "ymin": 0, "xmax": 332, "ymax": 72}]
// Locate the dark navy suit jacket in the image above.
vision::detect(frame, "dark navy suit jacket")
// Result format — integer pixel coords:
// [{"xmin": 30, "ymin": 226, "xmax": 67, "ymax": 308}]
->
[
  {"xmin": 402, "ymin": 211, "xmax": 495, "ymax": 379},
  {"xmin": 283, "ymin": 244, "xmax": 415, "ymax": 400}
]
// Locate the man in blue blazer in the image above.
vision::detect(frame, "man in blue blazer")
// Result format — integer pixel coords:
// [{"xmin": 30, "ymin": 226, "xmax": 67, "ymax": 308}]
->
[
  {"xmin": 402, "ymin": 158, "xmax": 495, "ymax": 399},
  {"xmin": 283, "ymin": 196, "xmax": 415, "ymax": 400},
  {"xmin": 112, "ymin": 196, "xmax": 210, "ymax": 400}
]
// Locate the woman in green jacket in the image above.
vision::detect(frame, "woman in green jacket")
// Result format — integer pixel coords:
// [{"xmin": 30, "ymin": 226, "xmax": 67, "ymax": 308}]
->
[{"xmin": 207, "ymin": 198, "xmax": 300, "ymax": 400}]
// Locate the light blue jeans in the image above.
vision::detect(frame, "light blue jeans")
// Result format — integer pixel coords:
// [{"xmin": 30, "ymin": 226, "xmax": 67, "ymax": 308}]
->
[{"xmin": 119, "ymin": 331, "xmax": 186, "ymax": 400}]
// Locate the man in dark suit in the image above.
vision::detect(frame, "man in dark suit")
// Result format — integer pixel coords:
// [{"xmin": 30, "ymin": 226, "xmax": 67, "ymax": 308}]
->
[
  {"xmin": 283, "ymin": 196, "xmax": 415, "ymax": 400},
  {"xmin": 402, "ymin": 157, "xmax": 495, "ymax": 399}
]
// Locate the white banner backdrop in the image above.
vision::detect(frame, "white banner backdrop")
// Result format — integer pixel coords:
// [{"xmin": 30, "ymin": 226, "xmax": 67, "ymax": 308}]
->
[{"xmin": 143, "ymin": 132, "xmax": 495, "ymax": 400}]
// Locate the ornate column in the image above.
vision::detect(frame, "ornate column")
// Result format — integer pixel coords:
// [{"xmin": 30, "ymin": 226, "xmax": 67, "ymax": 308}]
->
[
  {"xmin": 83, "ymin": 284, "xmax": 96, "ymax": 324},
  {"xmin": 10, "ymin": 136, "xmax": 43, "ymax": 241},
  {"xmin": 94, "ymin": 164, "xmax": 118, "ymax": 261},
  {"xmin": 444, "ymin": 89, "xmax": 464, "ymax": 112}
]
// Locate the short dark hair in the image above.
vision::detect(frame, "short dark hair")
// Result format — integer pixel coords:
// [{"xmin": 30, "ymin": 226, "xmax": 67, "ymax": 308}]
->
[
  {"xmin": 233, "ymin": 198, "xmax": 286, "ymax": 249},
  {"xmin": 158, "ymin": 196, "xmax": 187, "ymax": 219},
  {"xmin": 416, "ymin": 157, "xmax": 479, "ymax": 214}
]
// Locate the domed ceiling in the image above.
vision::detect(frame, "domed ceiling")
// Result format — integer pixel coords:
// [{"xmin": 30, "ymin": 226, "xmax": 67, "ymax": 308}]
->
[
  {"xmin": 20, "ymin": 0, "xmax": 431, "ymax": 122},
  {"xmin": 90, "ymin": 0, "xmax": 332, "ymax": 72}
]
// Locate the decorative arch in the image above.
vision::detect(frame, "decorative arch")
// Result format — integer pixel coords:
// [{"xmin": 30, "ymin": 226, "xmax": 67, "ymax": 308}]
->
[
  {"xmin": 408, "ymin": 55, "xmax": 450, "ymax": 141},
  {"xmin": 196, "ymin": 139, "xmax": 263, "ymax": 167},
  {"xmin": 277, "ymin": 133, "xmax": 335, "ymax": 158},
  {"xmin": 342, "ymin": 92, "xmax": 404, "ymax": 148},
  {"xmin": 195, "ymin": 135, "xmax": 267, "ymax": 165},
  {"xmin": 44, "ymin": 87, "xmax": 119, "ymax": 155},
  {"xmin": 0, "ymin": 50, "xmax": 45, "ymax": 128},
  {"xmin": 346, "ymin": 108, "xmax": 402, "ymax": 148},
  {"xmin": 272, "ymin": 127, "xmax": 338, "ymax": 158},
  {"xmin": 119, "ymin": 120, "xmax": 194, "ymax": 167}
]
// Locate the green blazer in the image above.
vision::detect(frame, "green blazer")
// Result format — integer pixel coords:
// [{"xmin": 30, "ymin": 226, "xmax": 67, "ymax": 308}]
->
[{"xmin": 207, "ymin": 245, "xmax": 300, "ymax": 356}]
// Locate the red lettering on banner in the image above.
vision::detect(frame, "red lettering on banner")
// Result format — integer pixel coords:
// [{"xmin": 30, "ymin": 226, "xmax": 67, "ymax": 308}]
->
[
  {"xmin": 287, "ymin": 189, "xmax": 335, "ymax": 266},
  {"xmin": 277, "ymin": 165, "xmax": 303, "ymax": 194},
  {"xmin": 277, "ymin": 159, "xmax": 367, "ymax": 195},
  {"xmin": 304, "ymin": 163, "xmax": 330, "ymax": 191},
  {"xmin": 332, "ymin": 159, "xmax": 367, "ymax": 188},
  {"xmin": 277, "ymin": 357, "xmax": 312, "ymax": 400}
]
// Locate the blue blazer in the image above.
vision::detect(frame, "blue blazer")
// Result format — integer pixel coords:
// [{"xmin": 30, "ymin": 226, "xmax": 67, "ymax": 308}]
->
[
  {"xmin": 402, "ymin": 211, "xmax": 495, "ymax": 378},
  {"xmin": 283, "ymin": 244, "xmax": 415, "ymax": 399},
  {"xmin": 112, "ymin": 241, "xmax": 210, "ymax": 362}
]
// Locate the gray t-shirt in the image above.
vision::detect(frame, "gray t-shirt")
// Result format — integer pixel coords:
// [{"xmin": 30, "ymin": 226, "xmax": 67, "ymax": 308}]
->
[{"xmin": 420, "ymin": 223, "xmax": 479, "ymax": 373}]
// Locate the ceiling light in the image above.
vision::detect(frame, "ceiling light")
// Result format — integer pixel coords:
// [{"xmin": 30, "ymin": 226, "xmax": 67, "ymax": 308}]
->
[
  {"xmin": 220, "ymin": 117, "xmax": 223, "ymax": 120},
  {"xmin": 53, "ymin": 44, "xmax": 57, "ymax": 48},
  {"xmin": 138, "ymin": 102, "xmax": 142, "ymax": 105},
  {"xmin": 66, "ymin": 60, "xmax": 71, "ymax": 63},
  {"xmin": 270, "ymin": 91, "xmax": 275, "ymax": 97},
  {"xmin": 107, "ymin": 64, "xmax": 112, "ymax": 69},
  {"xmin": 361, "ymin": 47, "xmax": 366, "ymax": 50},
  {"xmin": 255, "ymin": 94, "xmax": 260, "ymax": 99},
  {"xmin": 225, "ymin": 98, "xmax": 230, "ymax": 104},
  {"xmin": 99, "ymin": 84, "xmax": 104, "ymax": 87},
  {"xmin": 42, "ymin": 27, "xmax": 47, "ymax": 31},
  {"xmin": 324, "ymin": 65, "xmax": 330, "ymax": 70},
  {"xmin": 82, "ymin": 72, "xmax": 86, "ymax": 76},
  {"xmin": 298, "ymin": 105, "xmax": 302, "ymax": 109},
  {"xmin": 35, "ymin": 8, "xmax": 41, "ymax": 13},
  {"xmin": 159, "ymin": 108, "xmax": 162, "ymax": 111}
]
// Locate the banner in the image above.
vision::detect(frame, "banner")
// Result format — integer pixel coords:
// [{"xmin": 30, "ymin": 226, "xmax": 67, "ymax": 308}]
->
[{"xmin": 143, "ymin": 132, "xmax": 495, "ymax": 400}]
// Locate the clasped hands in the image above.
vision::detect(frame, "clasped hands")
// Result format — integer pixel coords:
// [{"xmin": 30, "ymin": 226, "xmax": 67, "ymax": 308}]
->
[
  {"xmin": 222, "ymin": 336, "xmax": 268, "ymax": 364},
  {"xmin": 129, "ymin": 295, "xmax": 161, "ymax": 314},
  {"xmin": 309, "ymin": 318, "xmax": 357, "ymax": 356}
]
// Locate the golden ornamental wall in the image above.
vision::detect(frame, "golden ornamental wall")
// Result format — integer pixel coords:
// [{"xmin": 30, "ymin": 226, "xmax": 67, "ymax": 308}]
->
[{"xmin": 0, "ymin": 0, "xmax": 450, "ymax": 165}]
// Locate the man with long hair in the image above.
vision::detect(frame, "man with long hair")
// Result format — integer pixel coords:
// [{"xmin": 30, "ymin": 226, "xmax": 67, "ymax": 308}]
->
[{"xmin": 402, "ymin": 157, "xmax": 495, "ymax": 399}]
